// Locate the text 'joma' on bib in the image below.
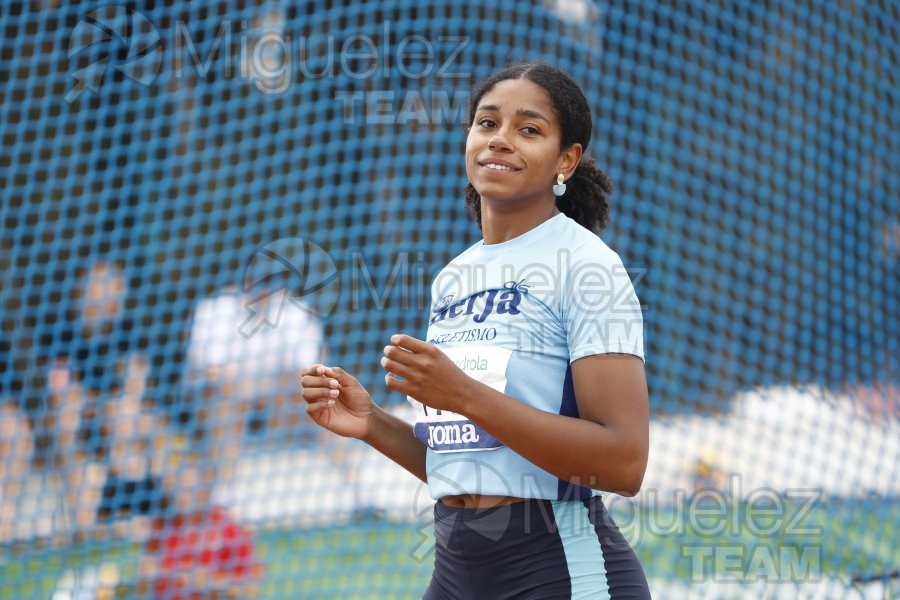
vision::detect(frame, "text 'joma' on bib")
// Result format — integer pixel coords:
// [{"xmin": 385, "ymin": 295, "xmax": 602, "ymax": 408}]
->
[{"xmin": 409, "ymin": 346, "xmax": 511, "ymax": 453}]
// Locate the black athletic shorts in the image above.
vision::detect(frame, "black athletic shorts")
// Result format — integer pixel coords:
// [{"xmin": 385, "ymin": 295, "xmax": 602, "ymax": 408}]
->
[{"xmin": 422, "ymin": 496, "xmax": 651, "ymax": 599}]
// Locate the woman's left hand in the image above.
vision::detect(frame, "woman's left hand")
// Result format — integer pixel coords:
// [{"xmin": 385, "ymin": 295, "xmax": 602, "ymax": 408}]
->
[{"xmin": 381, "ymin": 334, "xmax": 477, "ymax": 414}]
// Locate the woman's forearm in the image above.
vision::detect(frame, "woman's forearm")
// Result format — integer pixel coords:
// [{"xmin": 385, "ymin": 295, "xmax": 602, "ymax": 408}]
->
[
  {"xmin": 460, "ymin": 385, "xmax": 647, "ymax": 496},
  {"xmin": 362, "ymin": 405, "xmax": 428, "ymax": 483}
]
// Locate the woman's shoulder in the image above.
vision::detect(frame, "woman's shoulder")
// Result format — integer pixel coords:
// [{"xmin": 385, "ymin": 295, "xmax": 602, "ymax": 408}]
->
[
  {"xmin": 437, "ymin": 238, "xmax": 483, "ymax": 271},
  {"xmin": 553, "ymin": 214, "xmax": 623, "ymax": 266}
]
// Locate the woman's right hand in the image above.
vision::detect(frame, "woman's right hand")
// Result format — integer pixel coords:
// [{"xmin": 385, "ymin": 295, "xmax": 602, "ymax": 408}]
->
[{"xmin": 299, "ymin": 365, "xmax": 375, "ymax": 440}]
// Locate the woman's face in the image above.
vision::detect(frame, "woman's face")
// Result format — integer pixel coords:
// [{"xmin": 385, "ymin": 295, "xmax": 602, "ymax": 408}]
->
[{"xmin": 465, "ymin": 78, "xmax": 573, "ymax": 211}]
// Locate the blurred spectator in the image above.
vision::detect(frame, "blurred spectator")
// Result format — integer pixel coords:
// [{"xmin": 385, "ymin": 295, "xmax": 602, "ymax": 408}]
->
[
  {"xmin": 0, "ymin": 398, "xmax": 34, "ymax": 543},
  {"xmin": 95, "ymin": 355, "xmax": 171, "ymax": 537},
  {"xmin": 66, "ymin": 261, "xmax": 133, "ymax": 397},
  {"xmin": 690, "ymin": 448, "xmax": 727, "ymax": 497},
  {"xmin": 61, "ymin": 446, "xmax": 107, "ymax": 541},
  {"xmin": 51, "ymin": 261, "xmax": 147, "ymax": 461},
  {"xmin": 39, "ymin": 261, "xmax": 166, "ymax": 542},
  {"xmin": 45, "ymin": 357, "xmax": 85, "ymax": 471},
  {"xmin": 136, "ymin": 458, "xmax": 263, "ymax": 599},
  {"xmin": 44, "ymin": 357, "xmax": 106, "ymax": 539}
]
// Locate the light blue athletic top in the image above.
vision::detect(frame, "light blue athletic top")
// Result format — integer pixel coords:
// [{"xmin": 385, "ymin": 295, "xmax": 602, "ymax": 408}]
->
[{"xmin": 409, "ymin": 213, "xmax": 645, "ymax": 500}]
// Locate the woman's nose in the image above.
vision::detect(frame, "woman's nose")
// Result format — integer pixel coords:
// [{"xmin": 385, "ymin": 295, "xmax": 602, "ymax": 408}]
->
[{"xmin": 488, "ymin": 134, "xmax": 512, "ymax": 151}]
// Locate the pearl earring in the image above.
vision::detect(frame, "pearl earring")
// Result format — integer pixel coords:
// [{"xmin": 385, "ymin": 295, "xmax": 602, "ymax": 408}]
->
[{"xmin": 552, "ymin": 173, "xmax": 566, "ymax": 197}]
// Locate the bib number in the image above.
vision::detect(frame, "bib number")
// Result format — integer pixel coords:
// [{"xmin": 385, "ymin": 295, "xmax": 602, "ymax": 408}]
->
[{"xmin": 409, "ymin": 346, "xmax": 511, "ymax": 453}]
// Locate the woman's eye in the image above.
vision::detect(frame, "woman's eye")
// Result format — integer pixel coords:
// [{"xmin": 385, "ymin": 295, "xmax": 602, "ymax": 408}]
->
[
  {"xmin": 521, "ymin": 126, "xmax": 539, "ymax": 135},
  {"xmin": 478, "ymin": 118, "xmax": 496, "ymax": 128}
]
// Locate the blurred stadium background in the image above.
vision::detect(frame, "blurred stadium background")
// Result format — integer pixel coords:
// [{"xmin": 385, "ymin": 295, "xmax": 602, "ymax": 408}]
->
[{"xmin": 0, "ymin": 1, "xmax": 897, "ymax": 598}]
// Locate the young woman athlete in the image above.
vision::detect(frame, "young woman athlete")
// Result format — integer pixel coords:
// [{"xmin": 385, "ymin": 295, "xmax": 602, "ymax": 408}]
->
[{"xmin": 300, "ymin": 62, "xmax": 651, "ymax": 599}]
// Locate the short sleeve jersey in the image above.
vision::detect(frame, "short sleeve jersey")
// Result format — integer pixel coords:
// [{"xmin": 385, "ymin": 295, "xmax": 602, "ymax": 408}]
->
[{"xmin": 410, "ymin": 213, "xmax": 644, "ymax": 500}]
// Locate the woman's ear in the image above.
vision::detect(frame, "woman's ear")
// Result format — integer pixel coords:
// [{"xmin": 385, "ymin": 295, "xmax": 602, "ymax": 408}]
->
[{"xmin": 558, "ymin": 143, "xmax": 583, "ymax": 179}]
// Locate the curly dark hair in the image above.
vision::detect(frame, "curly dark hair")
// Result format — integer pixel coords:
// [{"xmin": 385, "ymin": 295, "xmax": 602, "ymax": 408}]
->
[{"xmin": 464, "ymin": 62, "xmax": 613, "ymax": 233}]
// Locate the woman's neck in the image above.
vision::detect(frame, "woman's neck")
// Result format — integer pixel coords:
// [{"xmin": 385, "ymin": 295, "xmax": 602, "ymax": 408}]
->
[{"xmin": 480, "ymin": 201, "xmax": 560, "ymax": 245}]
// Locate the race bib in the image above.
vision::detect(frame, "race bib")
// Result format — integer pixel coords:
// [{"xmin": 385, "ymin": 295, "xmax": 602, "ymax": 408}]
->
[{"xmin": 409, "ymin": 346, "xmax": 512, "ymax": 452}]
